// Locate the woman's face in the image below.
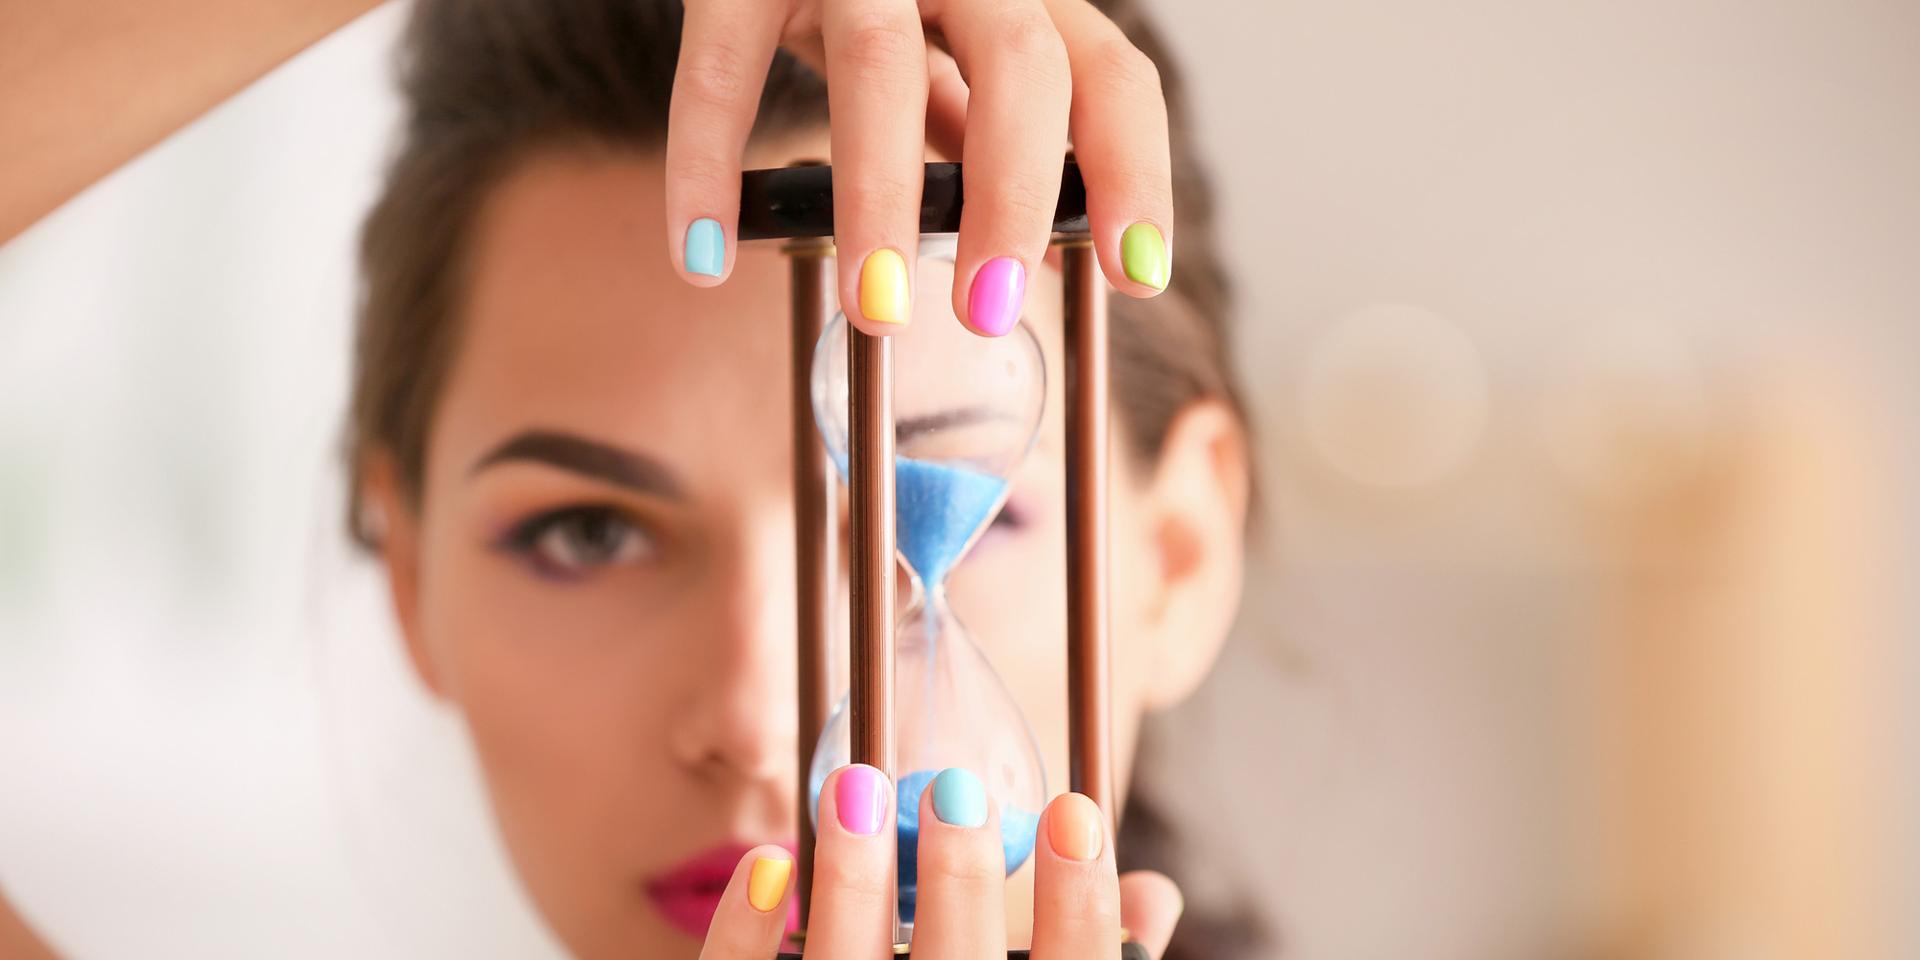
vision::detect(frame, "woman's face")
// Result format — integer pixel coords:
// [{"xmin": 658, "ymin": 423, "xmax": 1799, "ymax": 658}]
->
[{"xmin": 375, "ymin": 141, "xmax": 1240, "ymax": 958}]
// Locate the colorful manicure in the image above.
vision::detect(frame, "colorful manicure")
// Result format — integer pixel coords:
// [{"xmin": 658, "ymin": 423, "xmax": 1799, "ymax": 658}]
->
[
  {"xmin": 930, "ymin": 767, "xmax": 989, "ymax": 828},
  {"xmin": 835, "ymin": 764, "xmax": 889, "ymax": 836},
  {"xmin": 1045, "ymin": 792, "xmax": 1104, "ymax": 862},
  {"xmin": 685, "ymin": 217, "xmax": 724, "ymax": 277},
  {"xmin": 1120, "ymin": 222, "xmax": 1170, "ymax": 291},
  {"xmin": 858, "ymin": 248, "xmax": 911, "ymax": 325},
  {"xmin": 967, "ymin": 257, "xmax": 1026, "ymax": 337},
  {"xmin": 746, "ymin": 856, "xmax": 791, "ymax": 913}
]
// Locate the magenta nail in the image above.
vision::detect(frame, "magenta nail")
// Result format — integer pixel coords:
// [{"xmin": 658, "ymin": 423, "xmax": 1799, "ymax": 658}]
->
[
  {"xmin": 835, "ymin": 765, "xmax": 888, "ymax": 837},
  {"xmin": 967, "ymin": 257, "xmax": 1026, "ymax": 337}
]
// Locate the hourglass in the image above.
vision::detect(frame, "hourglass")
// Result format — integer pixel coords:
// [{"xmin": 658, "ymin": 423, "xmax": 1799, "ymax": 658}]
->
[
  {"xmin": 741, "ymin": 161, "xmax": 1137, "ymax": 958},
  {"xmin": 807, "ymin": 254, "xmax": 1049, "ymax": 922}
]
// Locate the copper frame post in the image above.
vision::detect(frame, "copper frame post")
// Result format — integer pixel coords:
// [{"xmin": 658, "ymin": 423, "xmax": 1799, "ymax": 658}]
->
[
  {"xmin": 785, "ymin": 237, "xmax": 835, "ymax": 925},
  {"xmin": 847, "ymin": 328, "xmax": 896, "ymax": 777},
  {"xmin": 847, "ymin": 324, "xmax": 899, "ymax": 942},
  {"xmin": 1059, "ymin": 235, "xmax": 1116, "ymax": 821}
]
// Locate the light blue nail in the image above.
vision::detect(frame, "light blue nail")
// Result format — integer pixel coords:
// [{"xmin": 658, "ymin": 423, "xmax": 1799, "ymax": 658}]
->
[
  {"xmin": 930, "ymin": 767, "xmax": 988, "ymax": 828},
  {"xmin": 685, "ymin": 217, "xmax": 724, "ymax": 277}
]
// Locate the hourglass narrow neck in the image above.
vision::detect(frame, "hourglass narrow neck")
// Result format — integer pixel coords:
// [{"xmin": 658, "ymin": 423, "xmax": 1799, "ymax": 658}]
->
[{"xmin": 901, "ymin": 568, "xmax": 951, "ymax": 618}]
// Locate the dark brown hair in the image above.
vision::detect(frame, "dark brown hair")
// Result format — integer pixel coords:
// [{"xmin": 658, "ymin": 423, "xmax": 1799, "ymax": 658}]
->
[{"xmin": 347, "ymin": 1, "xmax": 1261, "ymax": 955}]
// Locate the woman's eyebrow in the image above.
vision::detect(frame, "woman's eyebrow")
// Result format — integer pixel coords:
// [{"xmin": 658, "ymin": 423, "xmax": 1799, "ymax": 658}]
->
[
  {"xmin": 470, "ymin": 429, "xmax": 684, "ymax": 500},
  {"xmin": 896, "ymin": 407, "xmax": 1012, "ymax": 437}
]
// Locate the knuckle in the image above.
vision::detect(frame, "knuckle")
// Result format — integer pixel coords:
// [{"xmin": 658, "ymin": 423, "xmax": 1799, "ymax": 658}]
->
[
  {"xmin": 998, "ymin": 11, "xmax": 1071, "ymax": 80},
  {"xmin": 1048, "ymin": 879, "xmax": 1120, "ymax": 927},
  {"xmin": 1086, "ymin": 36, "xmax": 1162, "ymax": 98},
  {"xmin": 1104, "ymin": 157, "xmax": 1169, "ymax": 206},
  {"xmin": 837, "ymin": 14, "xmax": 922, "ymax": 83},
  {"xmin": 921, "ymin": 839, "xmax": 1006, "ymax": 886},
  {"xmin": 814, "ymin": 853, "xmax": 894, "ymax": 902},
  {"xmin": 672, "ymin": 161, "xmax": 738, "ymax": 201},
  {"xmin": 678, "ymin": 42, "xmax": 756, "ymax": 110},
  {"xmin": 991, "ymin": 174, "xmax": 1061, "ymax": 227},
  {"xmin": 846, "ymin": 172, "xmax": 917, "ymax": 223}
]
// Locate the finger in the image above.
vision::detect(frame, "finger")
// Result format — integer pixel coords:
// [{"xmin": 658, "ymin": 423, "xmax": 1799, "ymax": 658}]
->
[
  {"xmin": 1118, "ymin": 870, "xmax": 1184, "ymax": 960},
  {"xmin": 665, "ymin": 0, "xmax": 783, "ymax": 285},
  {"xmin": 937, "ymin": 0, "xmax": 1071, "ymax": 337},
  {"xmin": 1046, "ymin": 0, "xmax": 1173, "ymax": 297},
  {"xmin": 800, "ymin": 41, "xmax": 967, "ymax": 181},
  {"xmin": 696, "ymin": 844, "xmax": 796, "ymax": 960},
  {"xmin": 822, "ymin": 0, "xmax": 928, "ymax": 334},
  {"xmin": 924, "ymin": 45, "xmax": 968, "ymax": 161},
  {"xmin": 907, "ymin": 768, "xmax": 1007, "ymax": 960},
  {"xmin": 1029, "ymin": 792, "xmax": 1122, "ymax": 960},
  {"xmin": 802, "ymin": 764, "xmax": 897, "ymax": 960}
]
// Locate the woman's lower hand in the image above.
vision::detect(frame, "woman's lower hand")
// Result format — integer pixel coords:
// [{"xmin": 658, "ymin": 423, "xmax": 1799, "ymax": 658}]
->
[
  {"xmin": 698, "ymin": 765, "xmax": 1183, "ymax": 958},
  {"xmin": 665, "ymin": 0, "xmax": 1173, "ymax": 337}
]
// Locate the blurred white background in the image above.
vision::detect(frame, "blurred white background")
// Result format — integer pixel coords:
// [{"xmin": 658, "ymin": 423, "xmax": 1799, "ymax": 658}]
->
[{"xmin": 2, "ymin": 1, "xmax": 1916, "ymax": 957}]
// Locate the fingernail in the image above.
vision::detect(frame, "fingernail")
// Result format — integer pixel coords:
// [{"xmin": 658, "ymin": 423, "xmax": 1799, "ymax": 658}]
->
[
  {"xmin": 858, "ymin": 248, "xmax": 910, "ymax": 325},
  {"xmin": 931, "ymin": 767, "xmax": 988, "ymax": 828},
  {"xmin": 967, "ymin": 257, "xmax": 1025, "ymax": 336},
  {"xmin": 1046, "ymin": 792, "xmax": 1104, "ymax": 861},
  {"xmin": 835, "ymin": 764, "xmax": 889, "ymax": 836},
  {"xmin": 685, "ymin": 217, "xmax": 724, "ymax": 277},
  {"xmin": 1120, "ymin": 222, "xmax": 1169, "ymax": 291},
  {"xmin": 747, "ymin": 856, "xmax": 792, "ymax": 913}
]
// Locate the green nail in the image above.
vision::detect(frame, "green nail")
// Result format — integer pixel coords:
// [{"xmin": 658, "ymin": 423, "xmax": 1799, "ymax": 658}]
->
[{"xmin": 1121, "ymin": 222, "xmax": 1169, "ymax": 291}]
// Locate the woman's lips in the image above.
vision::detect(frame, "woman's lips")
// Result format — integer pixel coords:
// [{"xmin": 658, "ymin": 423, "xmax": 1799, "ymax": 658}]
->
[{"xmin": 645, "ymin": 841, "xmax": 799, "ymax": 939}]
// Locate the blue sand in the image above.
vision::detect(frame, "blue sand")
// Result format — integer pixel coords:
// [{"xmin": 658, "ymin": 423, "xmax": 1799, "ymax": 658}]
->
[
  {"xmin": 894, "ymin": 768, "xmax": 1040, "ymax": 923},
  {"xmin": 894, "ymin": 458, "xmax": 1008, "ymax": 586}
]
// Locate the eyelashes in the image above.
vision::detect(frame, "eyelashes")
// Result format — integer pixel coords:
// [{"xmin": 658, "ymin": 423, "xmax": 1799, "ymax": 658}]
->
[
  {"xmin": 494, "ymin": 497, "xmax": 1027, "ymax": 583},
  {"xmin": 495, "ymin": 504, "xmax": 657, "ymax": 581}
]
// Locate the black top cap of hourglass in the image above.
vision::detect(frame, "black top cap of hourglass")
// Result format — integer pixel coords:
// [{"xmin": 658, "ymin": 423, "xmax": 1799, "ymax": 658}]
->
[{"xmin": 737, "ymin": 161, "xmax": 1089, "ymax": 241}]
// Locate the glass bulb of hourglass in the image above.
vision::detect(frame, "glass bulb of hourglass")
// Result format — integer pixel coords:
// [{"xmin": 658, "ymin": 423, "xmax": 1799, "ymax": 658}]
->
[{"xmin": 807, "ymin": 247, "xmax": 1047, "ymax": 923}]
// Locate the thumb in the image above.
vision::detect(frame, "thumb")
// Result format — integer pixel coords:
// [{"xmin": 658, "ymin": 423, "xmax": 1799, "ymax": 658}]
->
[{"xmin": 1118, "ymin": 870, "xmax": 1184, "ymax": 959}]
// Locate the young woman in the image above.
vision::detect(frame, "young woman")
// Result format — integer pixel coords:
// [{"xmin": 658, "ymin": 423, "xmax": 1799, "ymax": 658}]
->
[{"xmin": 6, "ymin": 0, "xmax": 1252, "ymax": 956}]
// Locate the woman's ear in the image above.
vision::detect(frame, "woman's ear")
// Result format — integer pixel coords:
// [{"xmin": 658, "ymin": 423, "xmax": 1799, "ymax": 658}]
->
[
  {"xmin": 1128, "ymin": 399, "xmax": 1251, "ymax": 712},
  {"xmin": 363, "ymin": 452, "xmax": 446, "ymax": 699}
]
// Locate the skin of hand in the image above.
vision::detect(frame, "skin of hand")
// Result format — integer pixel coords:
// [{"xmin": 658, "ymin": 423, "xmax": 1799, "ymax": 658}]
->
[
  {"xmin": 0, "ymin": 0, "xmax": 383, "ymax": 242},
  {"xmin": 0, "ymin": 887, "xmax": 59, "ymax": 960},
  {"xmin": 695, "ymin": 766, "xmax": 1184, "ymax": 959},
  {"xmin": 663, "ymin": 0, "xmax": 1176, "ymax": 337}
]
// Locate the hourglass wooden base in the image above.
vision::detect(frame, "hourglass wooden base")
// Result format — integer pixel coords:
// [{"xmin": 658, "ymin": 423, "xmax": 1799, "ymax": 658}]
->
[{"xmin": 752, "ymin": 160, "xmax": 1123, "ymax": 956}]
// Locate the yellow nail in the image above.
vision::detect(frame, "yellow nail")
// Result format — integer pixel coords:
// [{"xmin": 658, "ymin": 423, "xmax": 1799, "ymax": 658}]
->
[
  {"xmin": 858, "ymin": 248, "xmax": 910, "ymax": 325},
  {"xmin": 747, "ymin": 856, "xmax": 791, "ymax": 913},
  {"xmin": 1046, "ymin": 792, "xmax": 1105, "ymax": 862}
]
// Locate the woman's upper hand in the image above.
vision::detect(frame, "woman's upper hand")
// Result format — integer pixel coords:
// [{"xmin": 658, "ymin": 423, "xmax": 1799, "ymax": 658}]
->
[
  {"xmin": 664, "ymin": 0, "xmax": 1173, "ymax": 338},
  {"xmin": 698, "ymin": 764, "xmax": 1184, "ymax": 959}
]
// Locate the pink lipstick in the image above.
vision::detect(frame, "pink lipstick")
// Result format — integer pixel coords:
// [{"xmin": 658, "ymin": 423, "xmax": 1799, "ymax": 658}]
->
[{"xmin": 645, "ymin": 842, "xmax": 798, "ymax": 939}]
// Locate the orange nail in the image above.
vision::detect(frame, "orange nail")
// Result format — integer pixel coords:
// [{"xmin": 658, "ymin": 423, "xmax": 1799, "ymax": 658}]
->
[{"xmin": 1046, "ymin": 792, "xmax": 1104, "ymax": 862}]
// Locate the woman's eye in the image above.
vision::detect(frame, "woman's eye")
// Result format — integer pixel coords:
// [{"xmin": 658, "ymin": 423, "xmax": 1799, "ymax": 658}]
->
[
  {"xmin": 986, "ymin": 502, "xmax": 1027, "ymax": 533},
  {"xmin": 501, "ymin": 506, "xmax": 654, "ymax": 579}
]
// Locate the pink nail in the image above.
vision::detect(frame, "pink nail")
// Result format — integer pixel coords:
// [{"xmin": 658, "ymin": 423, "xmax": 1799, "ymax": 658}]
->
[
  {"xmin": 835, "ymin": 765, "xmax": 888, "ymax": 836},
  {"xmin": 968, "ymin": 257, "xmax": 1026, "ymax": 336}
]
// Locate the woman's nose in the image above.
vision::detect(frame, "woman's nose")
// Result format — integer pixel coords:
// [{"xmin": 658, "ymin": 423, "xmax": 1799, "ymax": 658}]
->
[{"xmin": 666, "ymin": 525, "xmax": 800, "ymax": 784}]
